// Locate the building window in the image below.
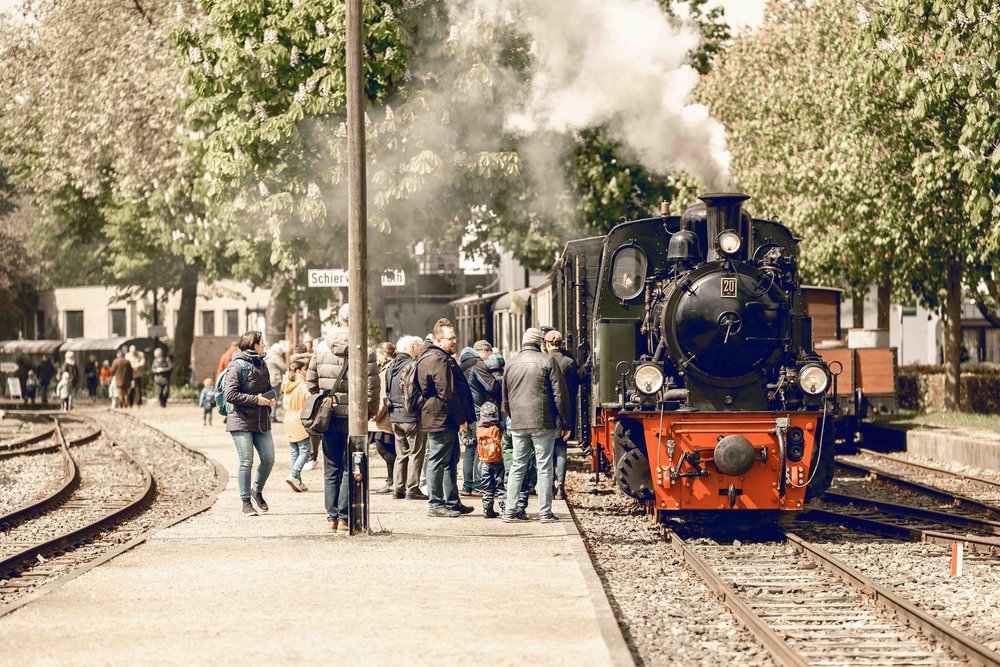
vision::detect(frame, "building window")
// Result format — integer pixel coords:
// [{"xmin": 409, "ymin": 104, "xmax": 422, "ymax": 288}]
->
[
  {"xmin": 65, "ymin": 311, "xmax": 84, "ymax": 338},
  {"xmin": 110, "ymin": 309, "xmax": 127, "ymax": 337},
  {"xmin": 201, "ymin": 310, "xmax": 216, "ymax": 336},
  {"xmin": 35, "ymin": 311, "xmax": 45, "ymax": 339},
  {"xmin": 225, "ymin": 310, "xmax": 239, "ymax": 337}
]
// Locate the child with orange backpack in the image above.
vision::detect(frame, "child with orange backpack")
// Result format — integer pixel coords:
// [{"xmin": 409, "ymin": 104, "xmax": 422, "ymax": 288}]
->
[{"xmin": 476, "ymin": 401, "xmax": 506, "ymax": 518}]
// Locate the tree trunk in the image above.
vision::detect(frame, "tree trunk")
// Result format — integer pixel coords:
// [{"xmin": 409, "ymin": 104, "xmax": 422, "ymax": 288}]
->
[
  {"xmin": 852, "ymin": 285, "xmax": 866, "ymax": 329},
  {"xmin": 943, "ymin": 260, "xmax": 962, "ymax": 411},
  {"xmin": 876, "ymin": 278, "xmax": 892, "ymax": 330},
  {"xmin": 266, "ymin": 273, "xmax": 289, "ymax": 345},
  {"xmin": 173, "ymin": 263, "xmax": 199, "ymax": 386}
]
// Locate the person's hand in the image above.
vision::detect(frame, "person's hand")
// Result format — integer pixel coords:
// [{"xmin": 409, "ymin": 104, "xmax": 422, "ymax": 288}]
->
[
  {"xmin": 458, "ymin": 422, "xmax": 468, "ymax": 437},
  {"xmin": 561, "ymin": 430, "xmax": 571, "ymax": 441},
  {"xmin": 256, "ymin": 395, "xmax": 275, "ymax": 407}
]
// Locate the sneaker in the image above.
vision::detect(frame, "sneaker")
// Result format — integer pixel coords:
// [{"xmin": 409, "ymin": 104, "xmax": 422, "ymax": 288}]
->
[
  {"xmin": 514, "ymin": 509, "xmax": 530, "ymax": 521},
  {"xmin": 250, "ymin": 490, "xmax": 269, "ymax": 513},
  {"xmin": 393, "ymin": 492, "xmax": 406, "ymax": 500},
  {"xmin": 286, "ymin": 477, "xmax": 304, "ymax": 493},
  {"xmin": 303, "ymin": 460, "xmax": 317, "ymax": 471},
  {"xmin": 539, "ymin": 512, "xmax": 560, "ymax": 523},
  {"xmin": 405, "ymin": 491, "xmax": 429, "ymax": 500},
  {"xmin": 373, "ymin": 482, "xmax": 393, "ymax": 495},
  {"xmin": 554, "ymin": 484, "xmax": 566, "ymax": 500},
  {"xmin": 502, "ymin": 512, "xmax": 529, "ymax": 523},
  {"xmin": 337, "ymin": 521, "xmax": 349, "ymax": 533},
  {"xmin": 459, "ymin": 490, "xmax": 476, "ymax": 497},
  {"xmin": 484, "ymin": 507, "xmax": 498, "ymax": 519},
  {"xmin": 428, "ymin": 507, "xmax": 461, "ymax": 518},
  {"xmin": 453, "ymin": 503, "xmax": 475, "ymax": 515},
  {"xmin": 242, "ymin": 500, "xmax": 258, "ymax": 517},
  {"xmin": 329, "ymin": 519, "xmax": 338, "ymax": 530}
]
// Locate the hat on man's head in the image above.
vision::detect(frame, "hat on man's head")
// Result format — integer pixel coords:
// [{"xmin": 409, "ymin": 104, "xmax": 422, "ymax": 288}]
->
[
  {"xmin": 544, "ymin": 329, "xmax": 564, "ymax": 345},
  {"xmin": 337, "ymin": 303, "xmax": 350, "ymax": 325},
  {"xmin": 473, "ymin": 340, "xmax": 493, "ymax": 352},
  {"xmin": 522, "ymin": 327, "xmax": 543, "ymax": 347}
]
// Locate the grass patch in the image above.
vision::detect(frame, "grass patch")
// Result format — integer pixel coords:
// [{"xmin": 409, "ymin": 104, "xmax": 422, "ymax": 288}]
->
[{"xmin": 879, "ymin": 411, "xmax": 1000, "ymax": 433}]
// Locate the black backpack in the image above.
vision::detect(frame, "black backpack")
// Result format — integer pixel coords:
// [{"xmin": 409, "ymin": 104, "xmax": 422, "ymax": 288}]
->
[{"xmin": 387, "ymin": 357, "xmax": 419, "ymax": 415}]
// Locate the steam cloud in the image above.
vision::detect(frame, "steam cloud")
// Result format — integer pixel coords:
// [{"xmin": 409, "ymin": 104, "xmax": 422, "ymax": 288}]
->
[{"xmin": 477, "ymin": 0, "xmax": 731, "ymax": 189}]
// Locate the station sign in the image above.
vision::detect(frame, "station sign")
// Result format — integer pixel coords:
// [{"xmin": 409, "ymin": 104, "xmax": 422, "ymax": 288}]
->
[
  {"xmin": 0, "ymin": 362, "xmax": 17, "ymax": 373},
  {"xmin": 308, "ymin": 269, "xmax": 406, "ymax": 288}
]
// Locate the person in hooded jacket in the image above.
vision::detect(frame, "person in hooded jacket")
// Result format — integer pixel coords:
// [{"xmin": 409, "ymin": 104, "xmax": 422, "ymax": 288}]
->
[
  {"xmin": 306, "ymin": 304, "xmax": 379, "ymax": 533},
  {"xmin": 459, "ymin": 340, "xmax": 502, "ymax": 495},
  {"xmin": 545, "ymin": 329, "xmax": 578, "ymax": 500},
  {"xmin": 387, "ymin": 335, "xmax": 427, "ymax": 499},
  {"xmin": 224, "ymin": 330, "xmax": 277, "ymax": 517}
]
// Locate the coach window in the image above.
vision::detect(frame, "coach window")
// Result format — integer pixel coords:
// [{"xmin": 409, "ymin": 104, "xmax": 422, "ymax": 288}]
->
[{"xmin": 609, "ymin": 245, "xmax": 647, "ymax": 301}]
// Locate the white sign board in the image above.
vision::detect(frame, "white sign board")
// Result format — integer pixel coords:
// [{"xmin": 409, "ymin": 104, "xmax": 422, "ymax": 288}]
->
[
  {"xmin": 0, "ymin": 362, "xmax": 18, "ymax": 373},
  {"xmin": 6, "ymin": 378, "xmax": 22, "ymax": 399},
  {"xmin": 308, "ymin": 269, "xmax": 406, "ymax": 288}
]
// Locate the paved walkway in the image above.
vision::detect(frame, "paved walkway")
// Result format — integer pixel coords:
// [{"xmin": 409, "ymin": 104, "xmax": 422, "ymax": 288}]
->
[{"xmin": 0, "ymin": 405, "xmax": 630, "ymax": 666}]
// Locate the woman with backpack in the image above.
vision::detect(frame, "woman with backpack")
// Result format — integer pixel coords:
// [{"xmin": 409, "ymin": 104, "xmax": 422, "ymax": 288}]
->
[
  {"xmin": 368, "ymin": 342, "xmax": 397, "ymax": 495},
  {"xmin": 387, "ymin": 336, "xmax": 427, "ymax": 500},
  {"xmin": 224, "ymin": 330, "xmax": 278, "ymax": 517}
]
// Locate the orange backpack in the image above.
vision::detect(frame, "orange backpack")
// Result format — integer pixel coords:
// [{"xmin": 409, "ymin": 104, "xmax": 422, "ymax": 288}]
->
[{"xmin": 476, "ymin": 425, "xmax": 503, "ymax": 464}]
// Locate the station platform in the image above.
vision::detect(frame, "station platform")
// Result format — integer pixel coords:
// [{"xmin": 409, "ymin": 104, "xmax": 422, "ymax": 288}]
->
[
  {"xmin": 867, "ymin": 420, "xmax": 1000, "ymax": 469},
  {"xmin": 0, "ymin": 405, "xmax": 632, "ymax": 666}
]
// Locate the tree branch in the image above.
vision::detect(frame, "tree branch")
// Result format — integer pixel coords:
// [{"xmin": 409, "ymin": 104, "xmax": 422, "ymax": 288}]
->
[{"xmin": 131, "ymin": 0, "xmax": 154, "ymax": 27}]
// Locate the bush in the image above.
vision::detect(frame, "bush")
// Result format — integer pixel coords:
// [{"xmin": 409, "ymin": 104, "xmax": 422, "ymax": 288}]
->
[{"xmin": 899, "ymin": 365, "xmax": 1000, "ymax": 414}]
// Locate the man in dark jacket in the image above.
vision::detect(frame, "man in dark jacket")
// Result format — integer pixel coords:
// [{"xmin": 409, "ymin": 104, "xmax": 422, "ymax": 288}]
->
[
  {"xmin": 36, "ymin": 355, "xmax": 56, "ymax": 403},
  {"xmin": 545, "ymin": 329, "xmax": 578, "ymax": 500},
  {"xmin": 306, "ymin": 304, "xmax": 379, "ymax": 533},
  {"xmin": 502, "ymin": 327, "xmax": 571, "ymax": 523},
  {"xmin": 387, "ymin": 335, "xmax": 427, "ymax": 500},
  {"xmin": 415, "ymin": 319, "xmax": 475, "ymax": 517}
]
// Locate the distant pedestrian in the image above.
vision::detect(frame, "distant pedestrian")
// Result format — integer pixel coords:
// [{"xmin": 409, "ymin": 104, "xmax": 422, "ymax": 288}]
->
[
  {"xmin": 290, "ymin": 342, "xmax": 321, "ymax": 471},
  {"xmin": 217, "ymin": 341, "xmax": 238, "ymax": 376},
  {"xmin": 198, "ymin": 378, "xmax": 214, "ymax": 426},
  {"xmin": 62, "ymin": 351, "xmax": 80, "ymax": 403},
  {"xmin": 265, "ymin": 343, "xmax": 287, "ymax": 422},
  {"xmin": 225, "ymin": 330, "xmax": 277, "ymax": 517},
  {"xmin": 306, "ymin": 304, "xmax": 379, "ymax": 533},
  {"xmin": 36, "ymin": 354, "xmax": 55, "ymax": 403},
  {"xmin": 84, "ymin": 354, "xmax": 99, "ymax": 399},
  {"xmin": 415, "ymin": 319, "xmax": 476, "ymax": 518},
  {"xmin": 111, "ymin": 350, "xmax": 132, "ymax": 409},
  {"xmin": 387, "ymin": 336, "xmax": 427, "ymax": 500},
  {"xmin": 545, "ymin": 329, "xmax": 578, "ymax": 500},
  {"xmin": 281, "ymin": 359, "xmax": 311, "ymax": 492},
  {"xmin": 369, "ymin": 342, "xmax": 397, "ymax": 495},
  {"xmin": 24, "ymin": 370, "xmax": 38, "ymax": 406},
  {"xmin": 502, "ymin": 328, "xmax": 571, "ymax": 523},
  {"xmin": 126, "ymin": 345, "xmax": 145, "ymax": 407},
  {"xmin": 99, "ymin": 360, "xmax": 113, "ymax": 397},
  {"xmin": 56, "ymin": 371, "xmax": 72, "ymax": 411},
  {"xmin": 476, "ymin": 401, "xmax": 506, "ymax": 518},
  {"xmin": 152, "ymin": 348, "xmax": 174, "ymax": 408}
]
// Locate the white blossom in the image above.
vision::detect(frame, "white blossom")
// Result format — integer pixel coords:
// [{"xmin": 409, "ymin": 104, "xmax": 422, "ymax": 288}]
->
[
  {"xmin": 263, "ymin": 28, "xmax": 278, "ymax": 45},
  {"xmin": 323, "ymin": 48, "xmax": 332, "ymax": 64},
  {"xmin": 335, "ymin": 122, "xmax": 347, "ymax": 138},
  {"xmin": 188, "ymin": 46, "xmax": 202, "ymax": 63},
  {"xmin": 384, "ymin": 46, "xmax": 396, "ymax": 61},
  {"xmin": 959, "ymin": 144, "xmax": 974, "ymax": 159},
  {"xmin": 307, "ymin": 182, "xmax": 321, "ymax": 200},
  {"xmin": 383, "ymin": 4, "xmax": 394, "ymax": 20},
  {"xmin": 244, "ymin": 36, "xmax": 258, "ymax": 54},
  {"xmin": 875, "ymin": 35, "xmax": 901, "ymax": 53},
  {"xmin": 916, "ymin": 68, "xmax": 931, "ymax": 83},
  {"xmin": 305, "ymin": 78, "xmax": 316, "ymax": 93},
  {"xmin": 952, "ymin": 62, "xmax": 963, "ymax": 77},
  {"xmin": 454, "ymin": 151, "xmax": 467, "ymax": 166},
  {"xmin": 316, "ymin": 20, "xmax": 327, "ymax": 37},
  {"xmin": 956, "ymin": 10, "xmax": 970, "ymax": 27},
  {"xmin": 214, "ymin": 63, "xmax": 224, "ymax": 78},
  {"xmin": 856, "ymin": 4, "xmax": 869, "ymax": 24},
  {"xmin": 290, "ymin": 45, "xmax": 300, "ymax": 66},
  {"xmin": 233, "ymin": 147, "xmax": 244, "ymax": 161},
  {"xmin": 293, "ymin": 83, "xmax": 308, "ymax": 105},
  {"xmin": 385, "ymin": 105, "xmax": 394, "ymax": 121},
  {"xmin": 447, "ymin": 26, "xmax": 459, "ymax": 43},
  {"xmin": 259, "ymin": 181, "xmax": 270, "ymax": 197},
  {"xmin": 261, "ymin": 61, "xmax": 273, "ymax": 78},
  {"xmin": 255, "ymin": 102, "xmax": 268, "ymax": 121}
]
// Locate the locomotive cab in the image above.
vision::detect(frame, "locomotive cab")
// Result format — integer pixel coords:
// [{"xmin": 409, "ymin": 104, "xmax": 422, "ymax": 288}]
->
[{"xmin": 590, "ymin": 193, "xmax": 836, "ymax": 518}]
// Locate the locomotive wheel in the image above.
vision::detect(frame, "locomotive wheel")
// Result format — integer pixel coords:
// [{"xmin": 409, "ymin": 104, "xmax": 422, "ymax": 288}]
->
[{"xmin": 616, "ymin": 448, "xmax": 655, "ymax": 501}]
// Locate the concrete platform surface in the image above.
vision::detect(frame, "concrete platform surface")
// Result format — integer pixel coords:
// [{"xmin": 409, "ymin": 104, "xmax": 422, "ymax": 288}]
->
[{"xmin": 0, "ymin": 405, "xmax": 630, "ymax": 666}]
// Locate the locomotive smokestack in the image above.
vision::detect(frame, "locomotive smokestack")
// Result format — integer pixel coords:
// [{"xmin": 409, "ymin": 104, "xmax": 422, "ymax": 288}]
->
[{"xmin": 699, "ymin": 192, "xmax": 750, "ymax": 261}]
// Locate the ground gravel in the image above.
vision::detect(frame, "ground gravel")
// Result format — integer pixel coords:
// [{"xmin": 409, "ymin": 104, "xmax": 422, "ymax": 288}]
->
[
  {"xmin": 0, "ymin": 452, "xmax": 64, "ymax": 517},
  {"xmin": 566, "ymin": 460, "xmax": 776, "ymax": 667}
]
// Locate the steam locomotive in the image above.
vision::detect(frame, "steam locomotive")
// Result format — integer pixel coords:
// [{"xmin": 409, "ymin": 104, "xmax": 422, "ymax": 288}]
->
[{"xmin": 543, "ymin": 193, "xmax": 837, "ymax": 516}]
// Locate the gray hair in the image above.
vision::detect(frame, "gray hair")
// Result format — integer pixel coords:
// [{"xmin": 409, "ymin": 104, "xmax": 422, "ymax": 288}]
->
[{"xmin": 396, "ymin": 335, "xmax": 423, "ymax": 355}]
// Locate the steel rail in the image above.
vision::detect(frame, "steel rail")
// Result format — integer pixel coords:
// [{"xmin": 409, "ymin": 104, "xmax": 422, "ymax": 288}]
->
[
  {"xmin": 0, "ymin": 423, "xmax": 78, "ymax": 527},
  {"xmin": 663, "ymin": 530, "xmax": 810, "ymax": 667},
  {"xmin": 786, "ymin": 532, "xmax": 1000, "ymax": 667},
  {"xmin": 821, "ymin": 491, "xmax": 1000, "ymax": 534},
  {"xmin": 854, "ymin": 449, "xmax": 1000, "ymax": 492},
  {"xmin": 0, "ymin": 424, "xmax": 156, "ymax": 579},
  {"xmin": 0, "ymin": 427, "xmax": 57, "ymax": 453},
  {"xmin": 800, "ymin": 509, "xmax": 1000, "ymax": 554},
  {"xmin": 836, "ymin": 458, "xmax": 1000, "ymax": 520}
]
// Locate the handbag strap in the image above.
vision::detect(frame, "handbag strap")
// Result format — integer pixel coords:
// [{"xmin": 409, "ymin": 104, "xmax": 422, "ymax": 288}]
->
[{"xmin": 329, "ymin": 357, "xmax": 349, "ymax": 394}]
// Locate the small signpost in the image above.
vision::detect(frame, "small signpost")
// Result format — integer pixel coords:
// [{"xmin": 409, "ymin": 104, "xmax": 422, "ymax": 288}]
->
[
  {"xmin": 307, "ymin": 269, "xmax": 405, "ymax": 288},
  {"xmin": 6, "ymin": 377, "xmax": 22, "ymax": 400},
  {"xmin": 0, "ymin": 362, "xmax": 18, "ymax": 373}
]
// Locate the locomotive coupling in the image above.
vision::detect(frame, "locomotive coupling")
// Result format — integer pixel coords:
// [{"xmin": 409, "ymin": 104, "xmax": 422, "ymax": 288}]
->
[{"xmin": 713, "ymin": 435, "xmax": 755, "ymax": 476}]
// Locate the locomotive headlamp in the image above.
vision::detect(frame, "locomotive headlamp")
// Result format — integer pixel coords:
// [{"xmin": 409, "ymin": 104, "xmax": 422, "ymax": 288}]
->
[
  {"xmin": 633, "ymin": 363, "xmax": 664, "ymax": 395},
  {"xmin": 717, "ymin": 230, "xmax": 742, "ymax": 255},
  {"xmin": 798, "ymin": 364, "xmax": 830, "ymax": 395}
]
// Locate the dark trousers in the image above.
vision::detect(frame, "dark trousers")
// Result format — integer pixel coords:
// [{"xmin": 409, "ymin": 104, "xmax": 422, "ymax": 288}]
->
[
  {"xmin": 426, "ymin": 429, "xmax": 461, "ymax": 510},
  {"xmin": 370, "ymin": 431, "xmax": 396, "ymax": 484},
  {"xmin": 157, "ymin": 383, "xmax": 170, "ymax": 407},
  {"xmin": 322, "ymin": 430, "xmax": 350, "ymax": 522},
  {"xmin": 86, "ymin": 377, "xmax": 98, "ymax": 398},
  {"xmin": 130, "ymin": 377, "xmax": 143, "ymax": 407},
  {"xmin": 40, "ymin": 382, "xmax": 50, "ymax": 403},
  {"xmin": 479, "ymin": 460, "xmax": 506, "ymax": 512},
  {"xmin": 308, "ymin": 433, "xmax": 322, "ymax": 462}
]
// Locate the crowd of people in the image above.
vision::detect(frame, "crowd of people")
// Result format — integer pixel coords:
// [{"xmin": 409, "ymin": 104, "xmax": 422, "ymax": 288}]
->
[{"xmin": 220, "ymin": 303, "xmax": 579, "ymax": 530}]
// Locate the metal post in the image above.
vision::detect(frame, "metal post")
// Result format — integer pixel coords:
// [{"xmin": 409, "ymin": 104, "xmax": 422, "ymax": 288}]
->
[{"xmin": 346, "ymin": 0, "xmax": 369, "ymax": 536}]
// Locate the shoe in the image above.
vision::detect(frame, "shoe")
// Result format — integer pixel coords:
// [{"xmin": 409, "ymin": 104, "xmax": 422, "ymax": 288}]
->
[
  {"xmin": 337, "ymin": 521, "xmax": 349, "ymax": 533},
  {"xmin": 539, "ymin": 512, "xmax": 560, "ymax": 523},
  {"xmin": 452, "ymin": 503, "xmax": 475, "ymax": 515},
  {"xmin": 374, "ymin": 482, "xmax": 393, "ymax": 495},
  {"xmin": 428, "ymin": 507, "xmax": 461, "ymax": 518},
  {"xmin": 514, "ymin": 509, "xmax": 530, "ymax": 521},
  {"xmin": 484, "ymin": 507, "xmax": 498, "ymax": 519},
  {"xmin": 554, "ymin": 484, "xmax": 566, "ymax": 500},
  {"xmin": 303, "ymin": 460, "xmax": 317, "ymax": 471},
  {"xmin": 405, "ymin": 491, "xmax": 429, "ymax": 500},
  {"xmin": 286, "ymin": 477, "xmax": 305, "ymax": 492},
  {"xmin": 242, "ymin": 500, "xmax": 258, "ymax": 517},
  {"xmin": 502, "ymin": 511, "xmax": 530, "ymax": 523},
  {"xmin": 459, "ymin": 490, "xmax": 476, "ymax": 497},
  {"xmin": 250, "ymin": 490, "xmax": 269, "ymax": 513},
  {"xmin": 329, "ymin": 519, "xmax": 338, "ymax": 530},
  {"xmin": 394, "ymin": 491, "xmax": 406, "ymax": 499}
]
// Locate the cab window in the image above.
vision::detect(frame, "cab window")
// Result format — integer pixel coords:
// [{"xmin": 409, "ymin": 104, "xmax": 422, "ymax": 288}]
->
[{"xmin": 609, "ymin": 245, "xmax": 646, "ymax": 300}]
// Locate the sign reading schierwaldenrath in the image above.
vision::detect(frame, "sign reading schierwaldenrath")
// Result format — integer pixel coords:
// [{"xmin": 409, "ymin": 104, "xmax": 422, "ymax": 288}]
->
[{"xmin": 307, "ymin": 269, "xmax": 406, "ymax": 288}]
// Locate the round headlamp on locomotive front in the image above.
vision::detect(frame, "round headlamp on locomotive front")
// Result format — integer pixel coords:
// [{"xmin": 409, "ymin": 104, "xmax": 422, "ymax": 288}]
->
[
  {"xmin": 798, "ymin": 363, "xmax": 830, "ymax": 395},
  {"xmin": 633, "ymin": 363, "xmax": 664, "ymax": 395},
  {"xmin": 717, "ymin": 230, "xmax": 742, "ymax": 256}
]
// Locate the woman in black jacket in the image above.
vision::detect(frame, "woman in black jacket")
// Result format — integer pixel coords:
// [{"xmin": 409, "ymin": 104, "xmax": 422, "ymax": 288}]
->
[{"xmin": 224, "ymin": 330, "xmax": 277, "ymax": 517}]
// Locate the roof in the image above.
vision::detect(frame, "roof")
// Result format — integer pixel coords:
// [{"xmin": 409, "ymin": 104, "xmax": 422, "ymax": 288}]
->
[
  {"xmin": 0, "ymin": 340, "xmax": 63, "ymax": 355},
  {"xmin": 59, "ymin": 337, "xmax": 160, "ymax": 352},
  {"xmin": 494, "ymin": 288, "xmax": 532, "ymax": 313},
  {"xmin": 450, "ymin": 291, "xmax": 504, "ymax": 307}
]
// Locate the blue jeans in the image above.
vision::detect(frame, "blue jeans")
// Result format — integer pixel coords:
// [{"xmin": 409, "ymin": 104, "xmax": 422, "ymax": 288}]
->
[
  {"xmin": 322, "ymin": 430, "xmax": 350, "ymax": 522},
  {"xmin": 426, "ymin": 429, "xmax": 461, "ymax": 510},
  {"xmin": 462, "ymin": 422, "xmax": 482, "ymax": 492},
  {"xmin": 289, "ymin": 438, "xmax": 310, "ymax": 481},
  {"xmin": 231, "ymin": 431, "xmax": 275, "ymax": 502},
  {"xmin": 554, "ymin": 438, "xmax": 568, "ymax": 486},
  {"xmin": 479, "ymin": 460, "xmax": 506, "ymax": 512},
  {"xmin": 505, "ymin": 428, "xmax": 557, "ymax": 517}
]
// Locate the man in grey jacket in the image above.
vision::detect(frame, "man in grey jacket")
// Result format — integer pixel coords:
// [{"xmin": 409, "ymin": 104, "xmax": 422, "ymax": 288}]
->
[
  {"xmin": 502, "ymin": 327, "xmax": 571, "ymax": 523},
  {"xmin": 306, "ymin": 304, "xmax": 379, "ymax": 533}
]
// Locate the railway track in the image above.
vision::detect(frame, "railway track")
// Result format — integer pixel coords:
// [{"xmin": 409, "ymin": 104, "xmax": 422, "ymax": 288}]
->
[
  {"xmin": 666, "ymin": 528, "xmax": 1000, "ymax": 666},
  {"xmin": 0, "ymin": 419, "xmax": 155, "ymax": 597}
]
